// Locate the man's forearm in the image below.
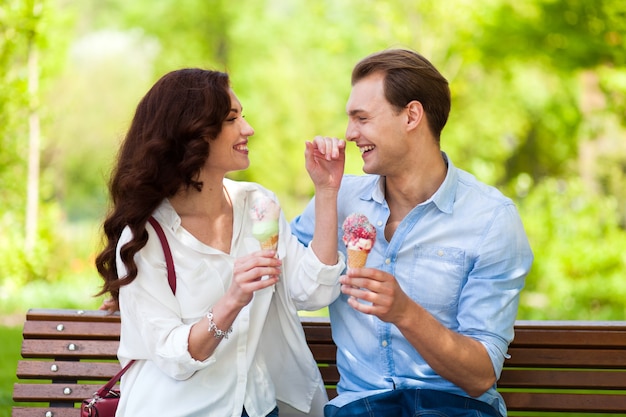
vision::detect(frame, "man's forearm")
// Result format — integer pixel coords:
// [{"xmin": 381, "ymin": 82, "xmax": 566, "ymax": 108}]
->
[{"xmin": 396, "ymin": 302, "xmax": 497, "ymax": 397}]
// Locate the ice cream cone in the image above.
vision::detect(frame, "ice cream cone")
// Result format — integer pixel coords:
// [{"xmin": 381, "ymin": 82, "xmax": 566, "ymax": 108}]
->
[
  {"xmin": 347, "ymin": 248, "xmax": 369, "ymax": 268},
  {"xmin": 260, "ymin": 234, "xmax": 279, "ymax": 251},
  {"xmin": 342, "ymin": 213, "xmax": 376, "ymax": 268},
  {"xmin": 250, "ymin": 195, "xmax": 281, "ymax": 252}
]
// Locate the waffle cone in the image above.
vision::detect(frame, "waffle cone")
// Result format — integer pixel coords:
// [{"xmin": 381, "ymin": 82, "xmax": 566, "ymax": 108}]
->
[
  {"xmin": 260, "ymin": 234, "xmax": 279, "ymax": 251},
  {"xmin": 347, "ymin": 248, "xmax": 369, "ymax": 268}
]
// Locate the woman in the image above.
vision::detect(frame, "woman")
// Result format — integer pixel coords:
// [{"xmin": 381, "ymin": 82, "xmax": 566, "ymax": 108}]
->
[{"xmin": 95, "ymin": 69, "xmax": 346, "ymax": 417}]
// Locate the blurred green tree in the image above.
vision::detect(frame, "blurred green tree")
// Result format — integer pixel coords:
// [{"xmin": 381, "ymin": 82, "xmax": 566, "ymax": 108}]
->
[{"xmin": 1, "ymin": 0, "xmax": 625, "ymax": 319}]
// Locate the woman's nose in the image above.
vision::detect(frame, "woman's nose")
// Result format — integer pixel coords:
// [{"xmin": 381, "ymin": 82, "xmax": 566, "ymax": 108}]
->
[{"xmin": 243, "ymin": 119, "xmax": 254, "ymax": 136}]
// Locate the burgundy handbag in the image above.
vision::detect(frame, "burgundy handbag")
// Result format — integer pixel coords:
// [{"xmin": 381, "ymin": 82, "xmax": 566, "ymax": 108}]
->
[{"xmin": 81, "ymin": 217, "xmax": 176, "ymax": 417}]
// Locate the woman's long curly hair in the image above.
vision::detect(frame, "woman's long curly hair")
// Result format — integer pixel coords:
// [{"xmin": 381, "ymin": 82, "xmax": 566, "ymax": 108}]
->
[{"xmin": 95, "ymin": 69, "xmax": 231, "ymax": 301}]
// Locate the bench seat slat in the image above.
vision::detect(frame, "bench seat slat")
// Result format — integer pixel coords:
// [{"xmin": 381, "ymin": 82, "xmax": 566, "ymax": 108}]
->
[
  {"xmin": 23, "ymin": 320, "xmax": 120, "ymax": 340},
  {"xmin": 21, "ymin": 339, "xmax": 119, "ymax": 359},
  {"xmin": 16, "ymin": 360, "xmax": 122, "ymax": 381}
]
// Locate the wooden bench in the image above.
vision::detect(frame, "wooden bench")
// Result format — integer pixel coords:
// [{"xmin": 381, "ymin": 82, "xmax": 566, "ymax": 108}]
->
[{"xmin": 12, "ymin": 309, "xmax": 626, "ymax": 416}]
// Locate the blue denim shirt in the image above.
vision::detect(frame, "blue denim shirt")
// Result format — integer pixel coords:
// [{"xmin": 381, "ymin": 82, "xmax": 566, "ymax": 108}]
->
[{"xmin": 290, "ymin": 154, "xmax": 533, "ymax": 416}]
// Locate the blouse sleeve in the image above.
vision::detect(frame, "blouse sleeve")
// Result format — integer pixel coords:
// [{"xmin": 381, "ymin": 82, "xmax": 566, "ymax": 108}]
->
[
  {"xmin": 278, "ymin": 209, "xmax": 345, "ymax": 311},
  {"xmin": 116, "ymin": 226, "xmax": 215, "ymax": 380}
]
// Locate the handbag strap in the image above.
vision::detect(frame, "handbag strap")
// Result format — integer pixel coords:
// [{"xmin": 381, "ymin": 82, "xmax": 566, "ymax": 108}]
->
[
  {"xmin": 95, "ymin": 216, "xmax": 177, "ymax": 397},
  {"xmin": 148, "ymin": 216, "xmax": 177, "ymax": 295},
  {"xmin": 95, "ymin": 359, "xmax": 135, "ymax": 397}
]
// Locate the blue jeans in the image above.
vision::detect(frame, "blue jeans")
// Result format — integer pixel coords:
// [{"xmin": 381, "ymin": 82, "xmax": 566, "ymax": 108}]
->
[
  {"xmin": 242, "ymin": 406, "xmax": 279, "ymax": 417},
  {"xmin": 324, "ymin": 389, "xmax": 502, "ymax": 417}
]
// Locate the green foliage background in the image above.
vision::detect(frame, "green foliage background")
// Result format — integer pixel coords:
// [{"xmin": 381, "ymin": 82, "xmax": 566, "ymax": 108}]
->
[{"xmin": 1, "ymin": 0, "xmax": 626, "ymax": 322}]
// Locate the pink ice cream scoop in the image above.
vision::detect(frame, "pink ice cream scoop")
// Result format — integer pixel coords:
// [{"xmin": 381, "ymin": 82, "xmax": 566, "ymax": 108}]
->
[{"xmin": 342, "ymin": 213, "xmax": 376, "ymax": 268}]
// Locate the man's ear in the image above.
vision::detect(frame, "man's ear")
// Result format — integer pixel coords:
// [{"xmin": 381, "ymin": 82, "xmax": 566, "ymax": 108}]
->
[{"xmin": 405, "ymin": 100, "xmax": 424, "ymax": 130}]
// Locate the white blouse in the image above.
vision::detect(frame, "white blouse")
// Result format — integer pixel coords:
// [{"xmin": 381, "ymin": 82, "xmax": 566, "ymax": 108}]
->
[{"xmin": 115, "ymin": 179, "xmax": 345, "ymax": 417}]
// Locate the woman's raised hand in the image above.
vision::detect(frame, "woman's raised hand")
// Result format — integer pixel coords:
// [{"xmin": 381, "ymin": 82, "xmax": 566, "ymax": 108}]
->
[{"xmin": 305, "ymin": 136, "xmax": 346, "ymax": 192}]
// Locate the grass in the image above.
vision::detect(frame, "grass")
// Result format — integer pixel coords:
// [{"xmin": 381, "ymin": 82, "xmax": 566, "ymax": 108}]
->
[{"xmin": 0, "ymin": 326, "xmax": 22, "ymax": 417}]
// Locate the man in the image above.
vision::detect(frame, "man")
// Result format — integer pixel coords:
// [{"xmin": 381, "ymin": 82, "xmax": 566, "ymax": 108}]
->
[{"xmin": 291, "ymin": 49, "xmax": 533, "ymax": 417}]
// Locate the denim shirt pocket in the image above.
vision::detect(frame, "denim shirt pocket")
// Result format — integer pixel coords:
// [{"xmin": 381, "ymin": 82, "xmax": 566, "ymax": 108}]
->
[{"xmin": 404, "ymin": 245, "xmax": 465, "ymax": 323}]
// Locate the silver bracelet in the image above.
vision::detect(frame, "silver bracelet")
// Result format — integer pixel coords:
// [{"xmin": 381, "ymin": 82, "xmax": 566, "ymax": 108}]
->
[{"xmin": 207, "ymin": 309, "xmax": 232, "ymax": 339}]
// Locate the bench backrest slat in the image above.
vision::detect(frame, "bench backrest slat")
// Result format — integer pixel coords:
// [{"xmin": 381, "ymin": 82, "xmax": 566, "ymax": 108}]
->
[
  {"xmin": 21, "ymin": 339, "xmax": 119, "ymax": 359},
  {"xmin": 506, "ymin": 346, "xmax": 626, "ymax": 368},
  {"xmin": 502, "ymin": 392, "xmax": 626, "ymax": 413},
  {"xmin": 513, "ymin": 327, "xmax": 626, "ymax": 347},
  {"xmin": 13, "ymin": 382, "xmax": 103, "ymax": 402},
  {"xmin": 16, "ymin": 360, "xmax": 121, "ymax": 380},
  {"xmin": 12, "ymin": 407, "xmax": 80, "ymax": 417},
  {"xmin": 23, "ymin": 320, "xmax": 120, "ymax": 340},
  {"xmin": 317, "ymin": 366, "xmax": 340, "ymax": 385},
  {"xmin": 25, "ymin": 309, "xmax": 121, "ymax": 323},
  {"xmin": 498, "ymin": 368, "xmax": 626, "ymax": 390}
]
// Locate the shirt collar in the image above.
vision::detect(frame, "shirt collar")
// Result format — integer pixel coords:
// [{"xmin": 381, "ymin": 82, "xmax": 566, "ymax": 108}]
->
[
  {"xmin": 430, "ymin": 152, "xmax": 457, "ymax": 214},
  {"xmin": 358, "ymin": 152, "xmax": 458, "ymax": 214},
  {"xmin": 154, "ymin": 198, "xmax": 181, "ymax": 231},
  {"xmin": 154, "ymin": 178, "xmax": 259, "ymax": 232}
]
